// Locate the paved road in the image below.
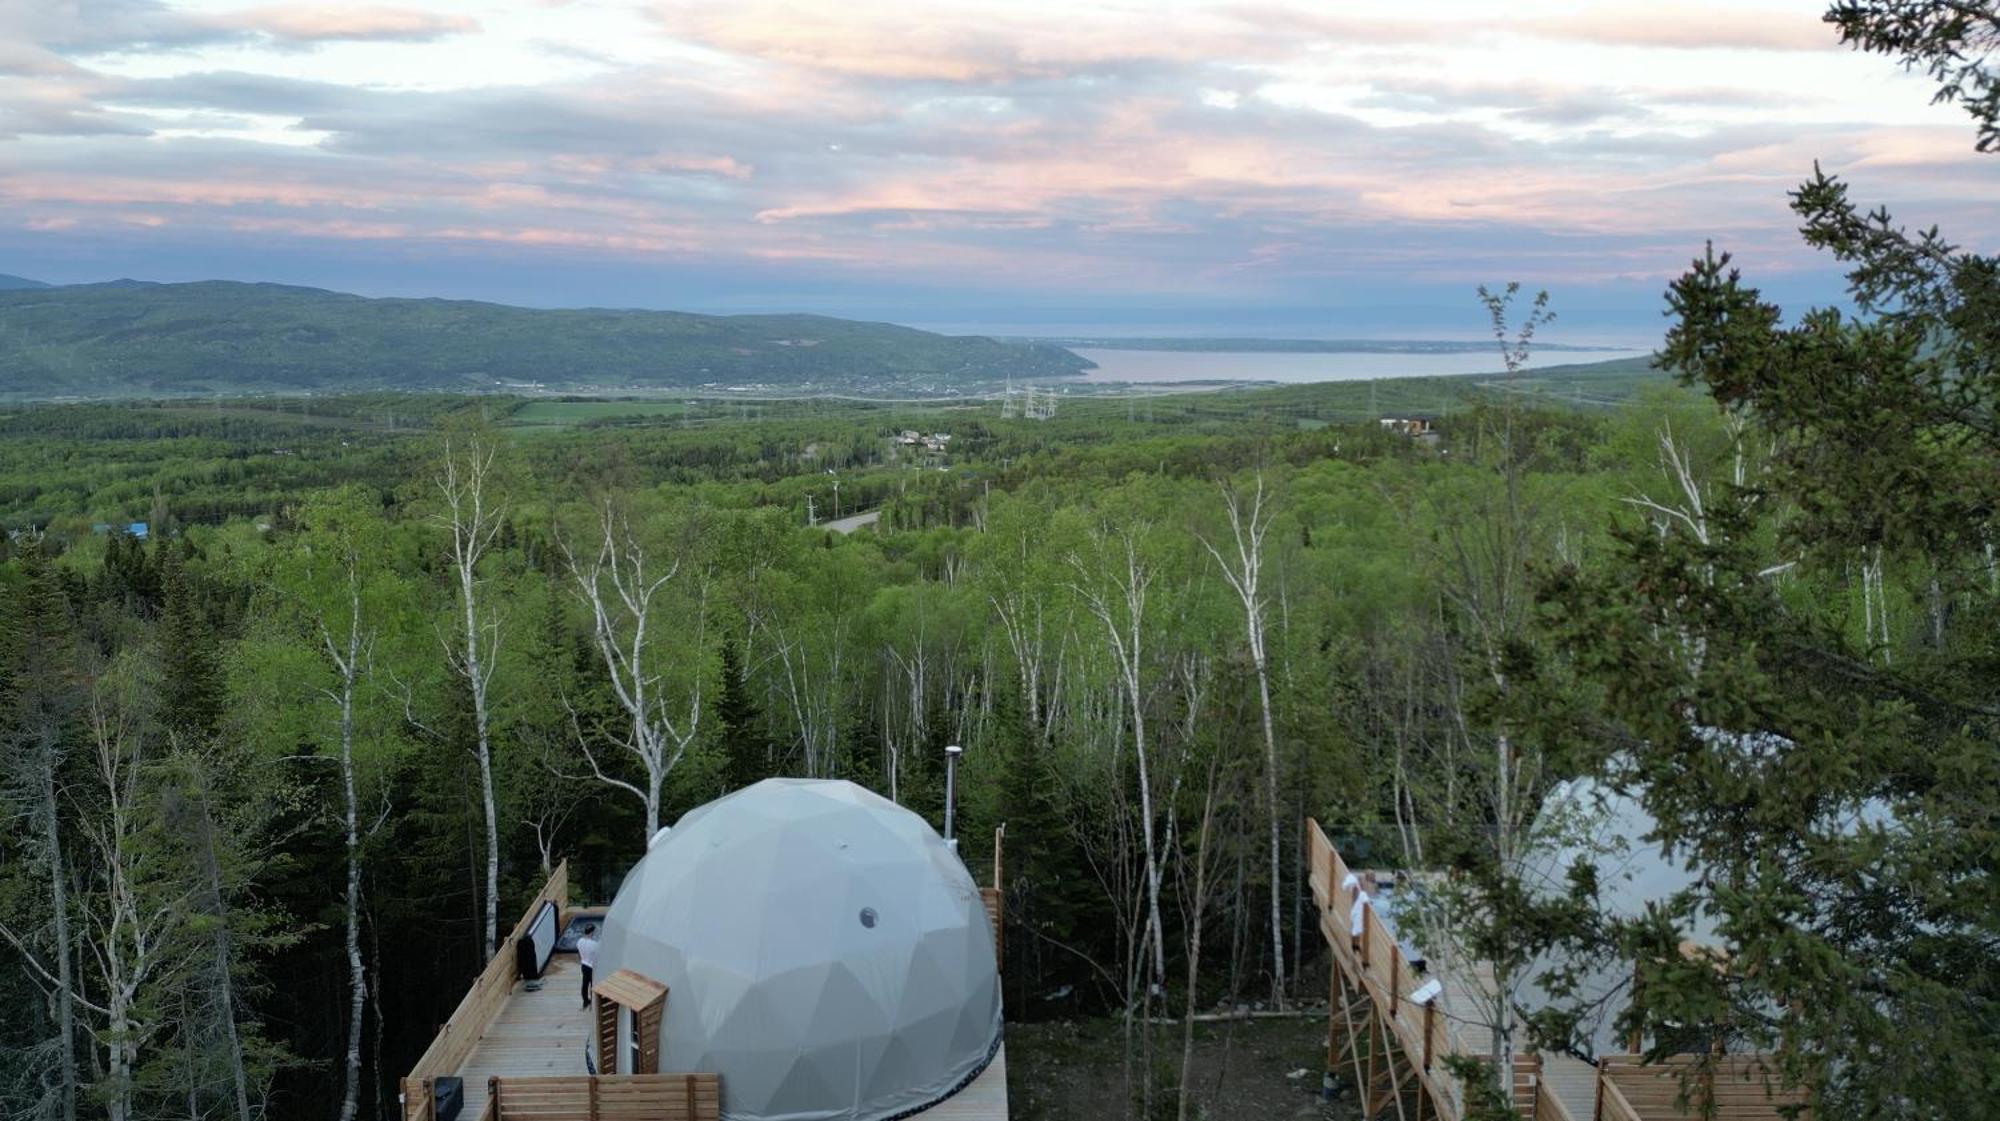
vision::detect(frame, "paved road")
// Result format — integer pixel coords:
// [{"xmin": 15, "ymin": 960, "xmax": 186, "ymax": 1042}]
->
[{"xmin": 822, "ymin": 509, "xmax": 882, "ymax": 534}]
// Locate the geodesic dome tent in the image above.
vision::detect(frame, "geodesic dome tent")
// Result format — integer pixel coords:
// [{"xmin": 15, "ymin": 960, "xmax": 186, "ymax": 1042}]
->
[
  {"xmin": 1514, "ymin": 777, "xmax": 1719, "ymax": 1057},
  {"xmin": 594, "ymin": 778, "xmax": 1001, "ymax": 1121},
  {"xmin": 1516, "ymin": 767, "xmax": 1894, "ymax": 1058}
]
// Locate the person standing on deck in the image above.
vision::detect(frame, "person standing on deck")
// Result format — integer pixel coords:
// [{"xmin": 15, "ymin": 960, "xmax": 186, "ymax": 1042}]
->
[{"xmin": 578, "ymin": 924, "xmax": 601, "ymax": 1009}]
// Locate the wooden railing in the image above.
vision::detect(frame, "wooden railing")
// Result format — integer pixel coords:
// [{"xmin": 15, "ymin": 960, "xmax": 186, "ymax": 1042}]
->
[
  {"xmin": 1308, "ymin": 818, "xmax": 1468, "ymax": 1119},
  {"xmin": 981, "ymin": 823, "xmax": 1004, "ymax": 971},
  {"xmin": 1537, "ymin": 1070, "xmax": 1580, "ymax": 1121},
  {"xmin": 400, "ymin": 862, "xmax": 571, "ymax": 1121},
  {"xmin": 1309, "ymin": 818, "xmax": 1808, "ymax": 1121},
  {"xmin": 488, "ymin": 1074, "xmax": 720, "ymax": 1121}
]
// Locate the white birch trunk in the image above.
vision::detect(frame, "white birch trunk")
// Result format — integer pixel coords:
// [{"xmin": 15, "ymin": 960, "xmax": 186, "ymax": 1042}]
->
[
  {"xmin": 318, "ymin": 568, "xmax": 371, "ymax": 1121},
  {"xmin": 190, "ymin": 765, "xmax": 254, "ymax": 1121},
  {"xmin": 437, "ymin": 439, "xmax": 505, "ymax": 956},
  {"xmin": 1073, "ymin": 530, "xmax": 1168, "ymax": 990},
  {"xmin": 1200, "ymin": 476, "xmax": 1287, "ymax": 1008},
  {"xmin": 42, "ymin": 744, "xmax": 80, "ymax": 1121}
]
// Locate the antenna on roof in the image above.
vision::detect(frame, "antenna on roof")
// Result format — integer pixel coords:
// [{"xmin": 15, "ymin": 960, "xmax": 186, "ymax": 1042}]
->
[{"xmin": 943, "ymin": 744, "xmax": 964, "ymax": 850}]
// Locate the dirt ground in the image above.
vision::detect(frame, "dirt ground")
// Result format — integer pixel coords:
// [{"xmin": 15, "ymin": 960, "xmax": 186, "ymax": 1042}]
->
[{"xmin": 1005, "ymin": 1014, "xmax": 1362, "ymax": 1121}]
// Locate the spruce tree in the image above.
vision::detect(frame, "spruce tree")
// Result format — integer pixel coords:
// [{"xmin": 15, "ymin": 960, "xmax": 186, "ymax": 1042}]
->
[
  {"xmin": 990, "ymin": 692, "xmax": 1094, "ymax": 1006},
  {"xmin": 715, "ymin": 640, "xmax": 769, "ymax": 791},
  {"xmin": 1540, "ymin": 11, "xmax": 2000, "ymax": 1112},
  {"xmin": 158, "ymin": 546, "xmax": 224, "ymax": 744},
  {"xmin": 0, "ymin": 539, "xmax": 84, "ymax": 1121}
]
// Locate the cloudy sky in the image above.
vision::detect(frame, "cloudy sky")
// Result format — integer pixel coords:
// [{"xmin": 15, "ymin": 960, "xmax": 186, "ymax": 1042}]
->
[{"xmin": 0, "ymin": 0, "xmax": 1992, "ymax": 340}]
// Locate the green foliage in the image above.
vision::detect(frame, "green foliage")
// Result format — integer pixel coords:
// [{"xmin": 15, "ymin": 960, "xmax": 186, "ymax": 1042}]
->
[
  {"xmin": 1829, "ymin": 0, "xmax": 2000, "ymax": 151},
  {"xmin": 1541, "ymin": 103, "xmax": 2000, "ymax": 1117},
  {"xmin": 158, "ymin": 545, "xmax": 225, "ymax": 742},
  {"xmin": 0, "ymin": 341, "xmax": 1867, "ymax": 1119},
  {"xmin": 715, "ymin": 640, "xmax": 769, "ymax": 791}
]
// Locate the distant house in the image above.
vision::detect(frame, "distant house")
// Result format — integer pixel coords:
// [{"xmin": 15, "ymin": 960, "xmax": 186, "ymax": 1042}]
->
[
  {"xmin": 127, "ymin": 522, "xmax": 149, "ymax": 539},
  {"xmin": 1379, "ymin": 418, "xmax": 1441, "ymax": 446},
  {"xmin": 897, "ymin": 430, "xmax": 922, "ymax": 445}
]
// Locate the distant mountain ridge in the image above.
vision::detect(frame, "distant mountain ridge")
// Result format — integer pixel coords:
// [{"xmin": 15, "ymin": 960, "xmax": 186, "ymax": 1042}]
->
[
  {"xmin": 0, "ymin": 273, "xmax": 50, "ymax": 290},
  {"xmin": 0, "ymin": 279, "xmax": 1091, "ymax": 398}
]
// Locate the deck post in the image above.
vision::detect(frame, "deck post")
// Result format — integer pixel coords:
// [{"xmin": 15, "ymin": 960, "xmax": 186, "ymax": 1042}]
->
[
  {"xmin": 1388, "ymin": 949, "xmax": 1401, "ymax": 1015},
  {"xmin": 1626, "ymin": 962, "xmax": 1643, "ymax": 1054},
  {"xmin": 487, "ymin": 1076, "xmax": 499, "ymax": 1121},
  {"xmin": 1328, "ymin": 957, "xmax": 1341, "ymax": 1074},
  {"xmin": 1421, "ymin": 1000, "xmax": 1435, "ymax": 1071},
  {"xmin": 1364, "ymin": 1007, "xmax": 1381, "ymax": 1116},
  {"xmin": 992, "ymin": 823, "xmax": 1004, "ymax": 895}
]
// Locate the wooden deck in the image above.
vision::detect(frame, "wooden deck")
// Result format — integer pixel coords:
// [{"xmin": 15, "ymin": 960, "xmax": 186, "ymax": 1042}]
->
[
  {"xmin": 458, "ymin": 956, "xmax": 596, "ymax": 1084},
  {"xmin": 913, "ymin": 1045, "xmax": 1008, "ymax": 1121},
  {"xmin": 456, "ymin": 956, "xmax": 1007, "ymax": 1119},
  {"xmin": 412, "ymin": 850, "xmax": 1011, "ymax": 1121}
]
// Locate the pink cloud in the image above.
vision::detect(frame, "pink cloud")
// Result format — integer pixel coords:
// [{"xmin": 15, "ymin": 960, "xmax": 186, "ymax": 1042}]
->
[{"xmin": 656, "ymin": 2, "xmax": 1285, "ymax": 83}]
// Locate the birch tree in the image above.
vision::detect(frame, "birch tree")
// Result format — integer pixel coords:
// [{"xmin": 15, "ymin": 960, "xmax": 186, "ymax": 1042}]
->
[
  {"xmin": 1381, "ymin": 286, "xmax": 1563, "ymax": 1102},
  {"xmin": 1198, "ymin": 475, "xmax": 1286, "ymax": 1008},
  {"xmin": 253, "ymin": 492, "xmax": 400, "ymax": 1121},
  {"xmin": 74, "ymin": 653, "xmax": 203, "ymax": 1121},
  {"xmin": 162, "ymin": 746, "xmax": 268, "ymax": 1121},
  {"xmin": 435, "ymin": 432, "xmax": 506, "ymax": 955},
  {"xmin": 563, "ymin": 500, "xmax": 706, "ymax": 840},
  {"xmin": 977, "ymin": 496, "xmax": 1077, "ymax": 747},
  {"xmin": 1069, "ymin": 525, "xmax": 1168, "ymax": 992}
]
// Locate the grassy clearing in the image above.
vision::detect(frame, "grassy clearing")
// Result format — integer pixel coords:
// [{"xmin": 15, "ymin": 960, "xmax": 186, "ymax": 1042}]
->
[{"xmin": 505, "ymin": 399, "xmax": 692, "ymax": 427}]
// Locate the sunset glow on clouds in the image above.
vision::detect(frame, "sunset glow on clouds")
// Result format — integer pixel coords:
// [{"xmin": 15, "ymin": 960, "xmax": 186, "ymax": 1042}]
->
[{"xmin": 0, "ymin": 0, "xmax": 1992, "ymax": 335}]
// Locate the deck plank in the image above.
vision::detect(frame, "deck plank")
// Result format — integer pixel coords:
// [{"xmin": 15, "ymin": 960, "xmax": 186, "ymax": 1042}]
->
[
  {"xmin": 918, "ymin": 1045, "xmax": 1007, "ymax": 1120},
  {"xmin": 457, "ymin": 957, "xmax": 595, "ymax": 1087},
  {"xmin": 1540, "ymin": 1053, "xmax": 1599, "ymax": 1121}
]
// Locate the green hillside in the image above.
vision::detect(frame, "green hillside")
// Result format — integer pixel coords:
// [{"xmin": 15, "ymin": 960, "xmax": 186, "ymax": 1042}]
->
[
  {"xmin": 0, "ymin": 273, "xmax": 49, "ymax": 290},
  {"xmin": 0, "ymin": 280, "xmax": 1091, "ymax": 398}
]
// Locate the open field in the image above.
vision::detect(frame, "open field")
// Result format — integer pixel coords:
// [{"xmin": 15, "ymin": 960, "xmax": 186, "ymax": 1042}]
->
[{"xmin": 507, "ymin": 399, "xmax": 693, "ymax": 428}]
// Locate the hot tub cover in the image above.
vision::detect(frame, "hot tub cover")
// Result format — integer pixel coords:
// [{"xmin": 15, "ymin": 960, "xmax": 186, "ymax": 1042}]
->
[{"xmin": 595, "ymin": 778, "xmax": 1001, "ymax": 1121}]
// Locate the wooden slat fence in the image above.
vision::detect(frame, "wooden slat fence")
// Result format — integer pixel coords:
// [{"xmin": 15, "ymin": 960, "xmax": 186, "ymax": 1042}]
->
[
  {"xmin": 400, "ymin": 862, "xmax": 570, "ymax": 1121},
  {"xmin": 488, "ymin": 1074, "xmax": 720, "ymax": 1121}
]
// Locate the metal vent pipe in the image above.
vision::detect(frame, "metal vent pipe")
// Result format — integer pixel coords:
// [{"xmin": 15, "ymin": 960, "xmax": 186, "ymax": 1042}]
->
[{"xmin": 943, "ymin": 744, "xmax": 963, "ymax": 849}]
